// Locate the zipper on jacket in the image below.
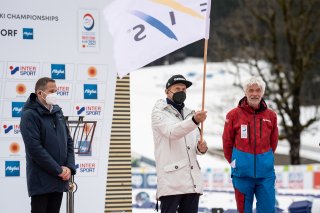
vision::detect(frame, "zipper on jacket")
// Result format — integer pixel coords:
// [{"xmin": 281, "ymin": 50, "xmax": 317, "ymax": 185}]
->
[
  {"xmin": 183, "ymin": 136, "xmax": 197, "ymax": 189},
  {"xmin": 51, "ymin": 116, "xmax": 56, "ymax": 129},
  {"xmin": 260, "ymin": 119, "xmax": 262, "ymax": 139},
  {"xmin": 248, "ymin": 122, "xmax": 251, "ymax": 146},
  {"xmin": 169, "ymin": 105, "xmax": 184, "ymax": 120},
  {"xmin": 254, "ymin": 113, "xmax": 257, "ymax": 177},
  {"xmin": 180, "ymin": 107, "xmax": 197, "ymax": 189}
]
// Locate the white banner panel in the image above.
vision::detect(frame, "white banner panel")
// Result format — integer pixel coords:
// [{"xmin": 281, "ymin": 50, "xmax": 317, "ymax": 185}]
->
[
  {"xmin": 0, "ymin": 62, "xmax": 3, "ymax": 78},
  {"xmin": 0, "ymin": 0, "xmax": 117, "ymax": 212},
  {"xmin": 0, "ymin": 140, "xmax": 25, "ymax": 158},
  {"xmin": 2, "ymin": 81, "xmax": 34, "ymax": 99}
]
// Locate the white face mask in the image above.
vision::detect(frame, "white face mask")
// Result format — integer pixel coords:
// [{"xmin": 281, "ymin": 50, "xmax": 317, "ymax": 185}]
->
[{"xmin": 42, "ymin": 91, "xmax": 58, "ymax": 105}]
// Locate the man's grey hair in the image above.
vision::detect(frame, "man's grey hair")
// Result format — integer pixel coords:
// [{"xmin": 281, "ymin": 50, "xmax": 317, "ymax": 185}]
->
[{"xmin": 243, "ymin": 76, "xmax": 266, "ymax": 95}]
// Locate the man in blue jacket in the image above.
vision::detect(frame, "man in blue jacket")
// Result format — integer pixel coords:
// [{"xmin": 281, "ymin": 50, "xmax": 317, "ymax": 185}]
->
[{"xmin": 20, "ymin": 77, "xmax": 76, "ymax": 213}]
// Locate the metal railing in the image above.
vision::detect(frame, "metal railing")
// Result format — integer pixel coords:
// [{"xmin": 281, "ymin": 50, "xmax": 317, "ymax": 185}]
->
[{"xmin": 64, "ymin": 116, "xmax": 97, "ymax": 213}]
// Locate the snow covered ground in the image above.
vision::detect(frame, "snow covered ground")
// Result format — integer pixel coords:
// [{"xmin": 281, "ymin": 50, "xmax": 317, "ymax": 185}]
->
[{"xmin": 130, "ymin": 58, "xmax": 320, "ymax": 211}]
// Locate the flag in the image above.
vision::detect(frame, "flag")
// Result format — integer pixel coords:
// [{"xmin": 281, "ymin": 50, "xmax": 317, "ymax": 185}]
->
[{"xmin": 104, "ymin": 0, "xmax": 211, "ymax": 78}]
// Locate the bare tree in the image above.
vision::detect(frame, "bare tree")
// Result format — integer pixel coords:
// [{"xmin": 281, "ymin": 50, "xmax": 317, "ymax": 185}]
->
[{"xmin": 210, "ymin": 0, "xmax": 320, "ymax": 164}]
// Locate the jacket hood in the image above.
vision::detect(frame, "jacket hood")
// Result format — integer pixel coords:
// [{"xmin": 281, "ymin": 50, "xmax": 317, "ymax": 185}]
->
[
  {"xmin": 238, "ymin": 96, "xmax": 267, "ymax": 114},
  {"xmin": 154, "ymin": 99, "xmax": 169, "ymax": 110},
  {"xmin": 23, "ymin": 93, "xmax": 61, "ymax": 115}
]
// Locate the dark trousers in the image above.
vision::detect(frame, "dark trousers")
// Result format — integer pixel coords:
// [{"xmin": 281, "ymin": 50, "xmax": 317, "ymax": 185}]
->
[
  {"xmin": 160, "ymin": 193, "xmax": 200, "ymax": 213},
  {"xmin": 31, "ymin": 192, "xmax": 63, "ymax": 213}
]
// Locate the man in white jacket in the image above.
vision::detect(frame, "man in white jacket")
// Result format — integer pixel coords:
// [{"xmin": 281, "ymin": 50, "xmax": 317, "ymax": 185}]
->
[{"xmin": 152, "ymin": 74, "xmax": 208, "ymax": 213}]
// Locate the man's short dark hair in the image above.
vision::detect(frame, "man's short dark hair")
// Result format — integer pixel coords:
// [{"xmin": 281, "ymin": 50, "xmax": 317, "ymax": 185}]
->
[{"xmin": 35, "ymin": 77, "xmax": 55, "ymax": 92}]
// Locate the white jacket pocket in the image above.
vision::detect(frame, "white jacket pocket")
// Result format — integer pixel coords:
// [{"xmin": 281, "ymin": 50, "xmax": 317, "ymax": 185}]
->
[{"xmin": 164, "ymin": 159, "xmax": 188, "ymax": 172}]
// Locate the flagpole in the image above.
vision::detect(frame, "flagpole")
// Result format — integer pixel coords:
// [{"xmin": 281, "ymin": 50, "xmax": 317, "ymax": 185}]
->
[{"xmin": 200, "ymin": 38, "xmax": 209, "ymax": 143}]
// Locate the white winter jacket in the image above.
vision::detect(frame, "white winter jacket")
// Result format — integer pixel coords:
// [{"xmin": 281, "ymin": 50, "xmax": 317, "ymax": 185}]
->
[{"xmin": 151, "ymin": 99, "xmax": 205, "ymax": 199}]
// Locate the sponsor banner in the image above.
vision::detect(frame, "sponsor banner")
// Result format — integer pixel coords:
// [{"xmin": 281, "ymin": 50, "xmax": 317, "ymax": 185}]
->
[
  {"xmin": 314, "ymin": 172, "xmax": 320, "ymax": 189},
  {"xmin": 78, "ymin": 9, "xmax": 99, "ymax": 52},
  {"xmin": 75, "ymin": 136, "xmax": 99, "ymax": 158},
  {"xmin": 131, "ymin": 173, "xmax": 157, "ymax": 189},
  {"xmin": 5, "ymin": 160, "xmax": 20, "ymax": 177},
  {"xmin": 22, "ymin": 28, "xmax": 33, "ymax": 40},
  {"xmin": 1, "ymin": 13, "xmax": 59, "ymax": 22},
  {"xmin": 276, "ymin": 172, "xmax": 285, "ymax": 189},
  {"xmin": 210, "ymin": 168, "xmax": 232, "ymax": 189},
  {"xmin": 55, "ymin": 82, "xmax": 73, "ymax": 100},
  {"xmin": 212, "ymin": 170, "xmax": 226, "ymax": 188},
  {"xmin": 90, "ymin": 122, "xmax": 102, "ymax": 150},
  {"xmin": 75, "ymin": 160, "xmax": 98, "ymax": 176},
  {"xmin": 77, "ymin": 64, "xmax": 108, "ymax": 81},
  {"xmin": 58, "ymin": 101, "xmax": 72, "ymax": 116},
  {"xmin": 0, "ymin": 27, "xmax": 35, "ymax": 41},
  {"xmin": 203, "ymin": 170, "xmax": 211, "ymax": 188},
  {"xmin": 288, "ymin": 172, "xmax": 304, "ymax": 189},
  {"xmin": 6, "ymin": 62, "xmax": 40, "ymax": 79},
  {"xmin": 225, "ymin": 169, "xmax": 233, "ymax": 188},
  {"xmin": 72, "ymin": 103, "xmax": 104, "ymax": 119},
  {"xmin": 0, "ymin": 61, "xmax": 2, "ymax": 118},
  {"xmin": 1, "ymin": 1, "xmax": 116, "ymax": 212},
  {"xmin": 145, "ymin": 173, "xmax": 157, "ymax": 189},
  {"xmin": 132, "ymin": 189, "xmax": 157, "ymax": 209},
  {"xmin": 0, "ymin": 161, "xmax": 4, "ymax": 177},
  {"xmin": 42, "ymin": 63, "xmax": 75, "ymax": 81},
  {"xmin": 3, "ymin": 81, "xmax": 34, "ymax": 99},
  {"xmin": 73, "ymin": 122, "xmax": 101, "ymax": 157},
  {"xmin": 132, "ymin": 173, "xmax": 144, "ymax": 188},
  {"xmin": 131, "ymin": 165, "xmax": 320, "ymax": 190},
  {"xmin": 76, "ymin": 141, "xmax": 93, "ymax": 156},
  {"xmin": 0, "ymin": 86, "xmax": 1, "ymax": 119},
  {"xmin": 0, "ymin": 61, "xmax": 3, "ymax": 79},
  {"xmin": 303, "ymin": 172, "xmax": 313, "ymax": 189},
  {"xmin": 0, "ymin": 140, "xmax": 25, "ymax": 158},
  {"xmin": 75, "ymin": 83, "xmax": 106, "ymax": 101},
  {"xmin": 4, "ymin": 160, "xmax": 26, "ymax": 178},
  {"xmin": 0, "ymin": 120, "xmax": 21, "ymax": 137},
  {"xmin": 0, "ymin": 28, "xmax": 19, "ymax": 40},
  {"xmin": 2, "ymin": 101, "xmax": 25, "ymax": 118}
]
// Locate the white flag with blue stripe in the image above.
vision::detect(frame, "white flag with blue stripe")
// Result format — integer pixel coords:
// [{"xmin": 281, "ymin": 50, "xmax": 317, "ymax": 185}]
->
[{"xmin": 104, "ymin": 0, "xmax": 211, "ymax": 78}]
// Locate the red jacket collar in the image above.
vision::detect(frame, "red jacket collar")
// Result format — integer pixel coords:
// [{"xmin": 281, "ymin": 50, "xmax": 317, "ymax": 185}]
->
[{"xmin": 238, "ymin": 97, "xmax": 267, "ymax": 114}]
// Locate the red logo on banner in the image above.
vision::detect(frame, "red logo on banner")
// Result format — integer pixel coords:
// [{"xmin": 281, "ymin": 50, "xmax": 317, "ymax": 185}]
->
[
  {"xmin": 87, "ymin": 66, "xmax": 97, "ymax": 77},
  {"xmin": 16, "ymin": 83, "xmax": 27, "ymax": 95},
  {"xmin": 10, "ymin": 142, "xmax": 20, "ymax": 154},
  {"xmin": 314, "ymin": 172, "xmax": 320, "ymax": 189}
]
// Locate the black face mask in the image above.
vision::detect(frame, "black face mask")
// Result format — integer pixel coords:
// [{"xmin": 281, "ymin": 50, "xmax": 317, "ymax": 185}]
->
[{"xmin": 171, "ymin": 91, "xmax": 186, "ymax": 104}]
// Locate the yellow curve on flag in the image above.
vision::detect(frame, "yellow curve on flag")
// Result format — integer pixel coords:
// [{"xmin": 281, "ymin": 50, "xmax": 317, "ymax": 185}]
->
[{"xmin": 151, "ymin": 0, "xmax": 205, "ymax": 19}]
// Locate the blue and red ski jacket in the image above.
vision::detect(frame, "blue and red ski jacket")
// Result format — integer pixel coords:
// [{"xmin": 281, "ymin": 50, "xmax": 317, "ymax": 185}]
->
[{"xmin": 222, "ymin": 97, "xmax": 278, "ymax": 178}]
